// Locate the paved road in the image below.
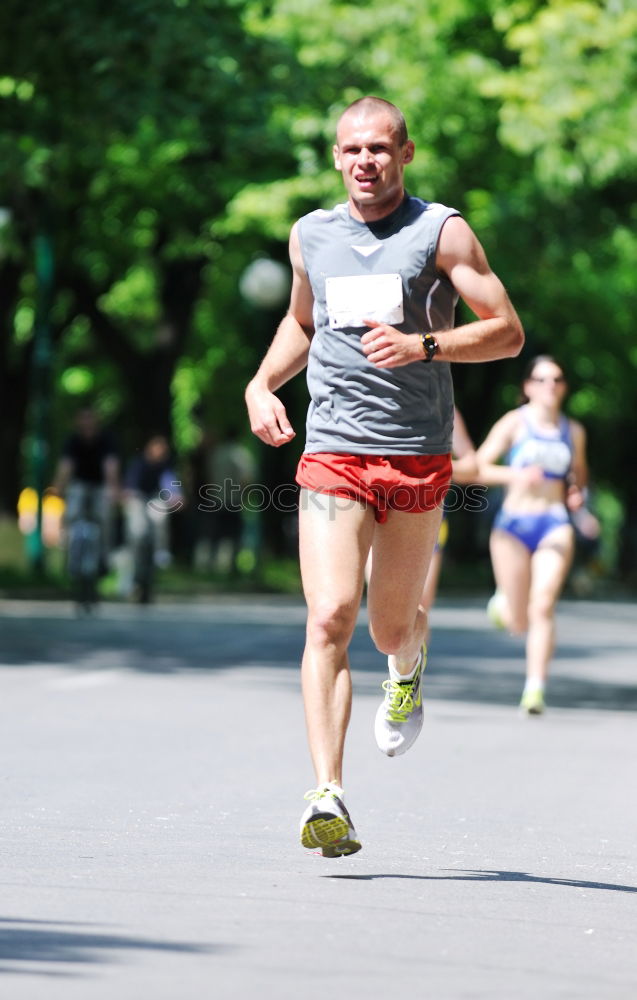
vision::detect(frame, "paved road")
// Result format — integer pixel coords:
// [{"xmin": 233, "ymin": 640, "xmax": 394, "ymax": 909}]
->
[{"xmin": 0, "ymin": 595, "xmax": 635, "ymax": 999}]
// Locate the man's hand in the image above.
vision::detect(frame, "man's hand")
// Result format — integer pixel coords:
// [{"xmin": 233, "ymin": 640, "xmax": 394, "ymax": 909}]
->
[
  {"xmin": 245, "ymin": 381, "xmax": 296, "ymax": 448},
  {"xmin": 361, "ymin": 320, "xmax": 421, "ymax": 368}
]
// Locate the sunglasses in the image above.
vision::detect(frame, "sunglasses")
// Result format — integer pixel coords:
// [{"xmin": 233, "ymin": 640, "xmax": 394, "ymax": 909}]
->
[{"xmin": 529, "ymin": 375, "xmax": 566, "ymax": 384}]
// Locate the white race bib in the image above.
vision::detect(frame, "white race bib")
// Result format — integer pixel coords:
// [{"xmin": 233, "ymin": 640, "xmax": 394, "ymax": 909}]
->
[{"xmin": 325, "ymin": 273, "xmax": 404, "ymax": 330}]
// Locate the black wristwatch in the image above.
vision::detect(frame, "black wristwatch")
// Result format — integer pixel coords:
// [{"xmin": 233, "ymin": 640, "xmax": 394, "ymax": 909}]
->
[{"xmin": 420, "ymin": 332, "xmax": 439, "ymax": 363}]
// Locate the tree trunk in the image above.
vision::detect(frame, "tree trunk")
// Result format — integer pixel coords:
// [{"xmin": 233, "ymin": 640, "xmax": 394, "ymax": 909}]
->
[
  {"xmin": 71, "ymin": 256, "xmax": 204, "ymax": 447},
  {"xmin": 0, "ymin": 259, "xmax": 31, "ymax": 513}
]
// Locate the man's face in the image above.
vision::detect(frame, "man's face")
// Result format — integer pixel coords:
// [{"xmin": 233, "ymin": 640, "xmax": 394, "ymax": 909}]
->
[{"xmin": 333, "ymin": 110, "xmax": 414, "ymax": 221}]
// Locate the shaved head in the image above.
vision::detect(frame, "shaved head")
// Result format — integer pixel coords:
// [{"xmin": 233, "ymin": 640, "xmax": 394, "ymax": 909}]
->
[{"xmin": 336, "ymin": 97, "xmax": 408, "ymax": 148}]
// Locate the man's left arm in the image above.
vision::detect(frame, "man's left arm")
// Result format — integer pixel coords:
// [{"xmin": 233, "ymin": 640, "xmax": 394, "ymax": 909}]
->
[
  {"xmin": 362, "ymin": 216, "xmax": 524, "ymax": 368},
  {"xmin": 434, "ymin": 216, "xmax": 524, "ymax": 362}
]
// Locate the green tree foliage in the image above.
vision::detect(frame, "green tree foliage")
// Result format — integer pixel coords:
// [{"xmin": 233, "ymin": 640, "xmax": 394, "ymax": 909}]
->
[
  {"xmin": 485, "ymin": 0, "xmax": 637, "ymax": 189},
  {"xmin": 0, "ymin": 0, "xmax": 302, "ymax": 504},
  {"xmin": 1, "ymin": 0, "xmax": 635, "ymax": 576}
]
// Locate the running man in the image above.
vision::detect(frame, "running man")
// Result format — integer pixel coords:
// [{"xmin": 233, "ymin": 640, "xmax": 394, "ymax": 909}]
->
[{"xmin": 245, "ymin": 96, "xmax": 524, "ymax": 856}]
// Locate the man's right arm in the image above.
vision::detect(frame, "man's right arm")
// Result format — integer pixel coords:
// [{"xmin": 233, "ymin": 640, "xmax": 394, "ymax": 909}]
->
[{"xmin": 245, "ymin": 223, "xmax": 315, "ymax": 448}]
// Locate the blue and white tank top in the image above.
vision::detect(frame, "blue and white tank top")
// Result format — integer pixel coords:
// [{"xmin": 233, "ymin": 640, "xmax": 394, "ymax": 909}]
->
[{"xmin": 508, "ymin": 406, "xmax": 573, "ymax": 480}]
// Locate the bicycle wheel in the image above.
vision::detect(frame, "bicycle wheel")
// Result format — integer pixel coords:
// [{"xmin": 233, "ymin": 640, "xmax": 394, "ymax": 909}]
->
[{"xmin": 68, "ymin": 520, "xmax": 101, "ymax": 611}]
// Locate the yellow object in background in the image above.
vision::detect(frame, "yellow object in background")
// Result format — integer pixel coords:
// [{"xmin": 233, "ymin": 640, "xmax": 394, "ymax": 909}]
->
[
  {"xmin": 436, "ymin": 516, "xmax": 449, "ymax": 551},
  {"xmin": 17, "ymin": 488, "xmax": 66, "ymax": 547}
]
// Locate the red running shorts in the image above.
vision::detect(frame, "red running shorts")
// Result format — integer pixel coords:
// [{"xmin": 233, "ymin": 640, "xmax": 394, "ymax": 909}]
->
[{"xmin": 296, "ymin": 452, "xmax": 452, "ymax": 524}]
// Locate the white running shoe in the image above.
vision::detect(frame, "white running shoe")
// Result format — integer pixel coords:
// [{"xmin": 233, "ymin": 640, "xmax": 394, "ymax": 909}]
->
[
  {"xmin": 299, "ymin": 783, "xmax": 362, "ymax": 857},
  {"xmin": 374, "ymin": 645, "xmax": 426, "ymax": 757},
  {"xmin": 520, "ymin": 687, "xmax": 546, "ymax": 715},
  {"xmin": 486, "ymin": 590, "xmax": 507, "ymax": 630}
]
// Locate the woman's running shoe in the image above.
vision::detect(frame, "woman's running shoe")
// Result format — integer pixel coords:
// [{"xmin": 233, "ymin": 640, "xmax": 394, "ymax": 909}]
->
[
  {"xmin": 520, "ymin": 687, "xmax": 545, "ymax": 715},
  {"xmin": 487, "ymin": 590, "xmax": 507, "ymax": 630}
]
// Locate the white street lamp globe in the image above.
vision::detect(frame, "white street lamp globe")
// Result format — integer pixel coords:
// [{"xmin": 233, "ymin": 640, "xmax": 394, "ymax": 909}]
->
[{"xmin": 239, "ymin": 258, "xmax": 290, "ymax": 309}]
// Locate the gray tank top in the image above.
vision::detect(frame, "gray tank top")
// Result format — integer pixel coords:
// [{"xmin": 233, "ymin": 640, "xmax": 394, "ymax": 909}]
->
[{"xmin": 297, "ymin": 195, "xmax": 460, "ymax": 455}]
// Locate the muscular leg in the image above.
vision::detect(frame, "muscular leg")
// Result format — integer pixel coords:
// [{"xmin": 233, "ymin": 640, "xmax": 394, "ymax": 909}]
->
[
  {"xmin": 367, "ymin": 506, "xmax": 443, "ymax": 673},
  {"xmin": 365, "ymin": 524, "xmax": 441, "ymax": 643},
  {"xmin": 489, "ymin": 529, "xmax": 532, "ymax": 633},
  {"xmin": 421, "ymin": 548, "xmax": 443, "ymax": 613},
  {"xmin": 298, "ymin": 489, "xmax": 375, "ymax": 787},
  {"xmin": 420, "ymin": 548, "xmax": 443, "ymax": 644},
  {"xmin": 526, "ymin": 525, "xmax": 575, "ymax": 686}
]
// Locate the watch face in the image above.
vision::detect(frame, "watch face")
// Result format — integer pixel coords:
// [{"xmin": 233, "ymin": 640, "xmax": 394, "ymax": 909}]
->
[{"xmin": 422, "ymin": 334, "xmax": 437, "ymax": 361}]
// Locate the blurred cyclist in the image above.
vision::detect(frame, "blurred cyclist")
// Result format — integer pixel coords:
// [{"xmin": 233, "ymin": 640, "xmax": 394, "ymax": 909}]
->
[{"xmin": 53, "ymin": 405, "xmax": 120, "ymax": 572}]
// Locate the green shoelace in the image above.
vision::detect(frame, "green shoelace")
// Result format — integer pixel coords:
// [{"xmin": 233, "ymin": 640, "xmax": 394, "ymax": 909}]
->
[{"xmin": 381, "ymin": 676, "xmax": 419, "ymax": 722}]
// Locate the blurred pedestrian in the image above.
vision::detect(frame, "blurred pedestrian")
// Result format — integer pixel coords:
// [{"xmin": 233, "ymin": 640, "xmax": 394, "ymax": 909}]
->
[
  {"xmin": 121, "ymin": 434, "xmax": 182, "ymax": 602},
  {"xmin": 476, "ymin": 356, "xmax": 589, "ymax": 714},
  {"xmin": 194, "ymin": 426, "xmax": 256, "ymax": 574}
]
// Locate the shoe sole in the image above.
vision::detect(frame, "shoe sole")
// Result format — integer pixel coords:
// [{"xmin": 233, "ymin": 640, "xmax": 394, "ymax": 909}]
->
[
  {"xmin": 519, "ymin": 701, "xmax": 545, "ymax": 716},
  {"xmin": 321, "ymin": 838, "xmax": 362, "ymax": 858},
  {"xmin": 301, "ymin": 813, "xmax": 362, "ymax": 856},
  {"xmin": 301, "ymin": 813, "xmax": 349, "ymax": 850}
]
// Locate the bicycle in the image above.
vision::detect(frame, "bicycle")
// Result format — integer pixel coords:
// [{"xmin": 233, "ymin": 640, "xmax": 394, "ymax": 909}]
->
[{"xmin": 65, "ymin": 484, "xmax": 104, "ymax": 613}]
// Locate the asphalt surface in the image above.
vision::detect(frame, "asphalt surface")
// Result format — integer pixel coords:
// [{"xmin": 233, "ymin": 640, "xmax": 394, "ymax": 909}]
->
[{"xmin": 0, "ymin": 594, "xmax": 636, "ymax": 999}]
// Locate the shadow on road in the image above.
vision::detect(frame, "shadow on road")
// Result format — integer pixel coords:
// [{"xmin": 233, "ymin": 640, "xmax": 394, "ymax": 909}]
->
[
  {"xmin": 323, "ymin": 869, "xmax": 637, "ymax": 893},
  {"xmin": 0, "ymin": 917, "xmax": 220, "ymax": 974},
  {"xmin": 1, "ymin": 601, "xmax": 636, "ymax": 712}
]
